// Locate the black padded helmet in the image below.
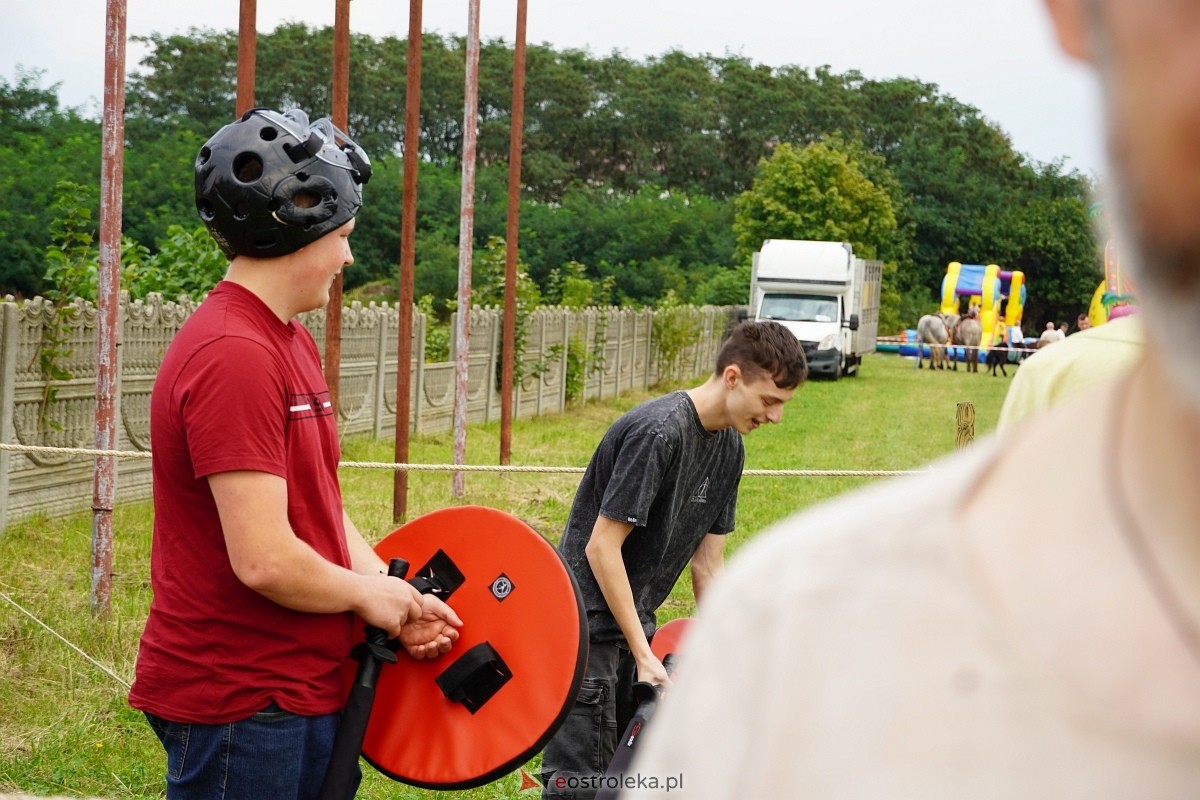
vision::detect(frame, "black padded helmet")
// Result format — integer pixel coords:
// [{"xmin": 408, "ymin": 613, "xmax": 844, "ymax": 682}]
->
[{"xmin": 194, "ymin": 107, "xmax": 372, "ymax": 259}]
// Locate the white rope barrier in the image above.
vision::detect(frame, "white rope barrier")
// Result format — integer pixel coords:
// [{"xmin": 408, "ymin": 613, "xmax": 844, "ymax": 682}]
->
[
  {"xmin": 0, "ymin": 590, "xmax": 132, "ymax": 690},
  {"xmin": 0, "ymin": 442, "xmax": 933, "ymax": 692},
  {"xmin": 900, "ymin": 342, "xmax": 1037, "ymax": 354},
  {"xmin": 0, "ymin": 442, "xmax": 151, "ymax": 459},
  {"xmin": 0, "ymin": 442, "xmax": 930, "ymax": 477},
  {"xmin": 347, "ymin": 460, "xmax": 586, "ymax": 473}
]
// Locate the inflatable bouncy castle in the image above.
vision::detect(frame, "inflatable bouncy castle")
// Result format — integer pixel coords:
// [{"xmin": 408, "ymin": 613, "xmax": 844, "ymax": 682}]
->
[
  {"xmin": 1087, "ymin": 201, "xmax": 1139, "ymax": 325},
  {"xmin": 940, "ymin": 262, "xmax": 1027, "ymax": 355},
  {"xmin": 1087, "ymin": 238, "xmax": 1139, "ymax": 325}
]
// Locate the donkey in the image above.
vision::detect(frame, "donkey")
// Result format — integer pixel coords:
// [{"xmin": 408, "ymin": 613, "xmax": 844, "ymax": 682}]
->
[
  {"xmin": 951, "ymin": 315, "xmax": 983, "ymax": 373},
  {"xmin": 916, "ymin": 313, "xmax": 959, "ymax": 370},
  {"xmin": 985, "ymin": 340, "xmax": 1011, "ymax": 376}
]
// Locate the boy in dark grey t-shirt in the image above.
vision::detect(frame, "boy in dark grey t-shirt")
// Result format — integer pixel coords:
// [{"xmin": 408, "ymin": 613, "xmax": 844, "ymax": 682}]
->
[
  {"xmin": 542, "ymin": 321, "xmax": 807, "ymax": 800},
  {"xmin": 562, "ymin": 390, "xmax": 744, "ymax": 644}
]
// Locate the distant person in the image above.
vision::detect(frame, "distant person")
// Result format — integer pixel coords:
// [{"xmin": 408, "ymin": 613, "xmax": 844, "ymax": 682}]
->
[
  {"xmin": 540, "ymin": 321, "xmax": 806, "ymax": 800},
  {"xmin": 1037, "ymin": 320, "xmax": 1062, "ymax": 349},
  {"xmin": 129, "ymin": 108, "xmax": 462, "ymax": 800},
  {"xmin": 625, "ymin": 0, "xmax": 1200, "ymax": 793},
  {"xmin": 992, "ymin": 316, "xmax": 1009, "ymax": 346},
  {"xmin": 1010, "ymin": 321, "xmax": 1027, "ymax": 351},
  {"xmin": 1076, "ymin": 312, "xmax": 1091, "ymax": 332},
  {"xmin": 1059, "ymin": 321, "xmax": 1071, "ymax": 337}
]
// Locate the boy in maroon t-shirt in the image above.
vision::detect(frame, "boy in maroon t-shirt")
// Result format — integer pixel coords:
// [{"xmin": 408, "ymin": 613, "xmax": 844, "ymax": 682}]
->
[{"xmin": 129, "ymin": 108, "xmax": 462, "ymax": 800}]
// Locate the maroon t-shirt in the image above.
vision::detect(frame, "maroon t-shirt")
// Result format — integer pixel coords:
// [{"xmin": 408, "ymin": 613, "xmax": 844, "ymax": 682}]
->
[{"xmin": 130, "ymin": 281, "xmax": 354, "ymax": 723}]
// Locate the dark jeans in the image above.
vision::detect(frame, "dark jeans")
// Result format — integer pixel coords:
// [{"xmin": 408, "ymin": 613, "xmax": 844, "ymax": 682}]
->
[
  {"xmin": 542, "ymin": 640, "xmax": 637, "ymax": 800},
  {"xmin": 145, "ymin": 703, "xmax": 358, "ymax": 800}
]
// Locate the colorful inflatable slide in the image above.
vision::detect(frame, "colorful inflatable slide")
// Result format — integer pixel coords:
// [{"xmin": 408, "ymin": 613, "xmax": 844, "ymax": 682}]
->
[
  {"xmin": 940, "ymin": 262, "xmax": 1026, "ymax": 357},
  {"xmin": 1087, "ymin": 239, "xmax": 1139, "ymax": 325},
  {"xmin": 890, "ymin": 262, "xmax": 1027, "ymax": 361}
]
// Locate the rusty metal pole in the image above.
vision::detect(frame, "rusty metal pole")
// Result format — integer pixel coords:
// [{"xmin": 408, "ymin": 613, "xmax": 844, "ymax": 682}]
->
[
  {"xmin": 92, "ymin": 0, "xmax": 127, "ymax": 615},
  {"xmin": 235, "ymin": 0, "xmax": 257, "ymax": 116},
  {"xmin": 499, "ymin": 0, "xmax": 528, "ymax": 466},
  {"xmin": 393, "ymin": 0, "xmax": 424, "ymax": 522},
  {"xmin": 451, "ymin": 0, "xmax": 482, "ymax": 497},
  {"xmin": 324, "ymin": 0, "xmax": 352, "ymax": 417}
]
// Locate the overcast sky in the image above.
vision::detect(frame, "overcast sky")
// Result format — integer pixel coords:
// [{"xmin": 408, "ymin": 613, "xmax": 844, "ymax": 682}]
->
[{"xmin": 5, "ymin": 0, "xmax": 1104, "ymax": 175}]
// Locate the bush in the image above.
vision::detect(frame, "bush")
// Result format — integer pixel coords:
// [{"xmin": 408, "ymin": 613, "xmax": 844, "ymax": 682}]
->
[{"xmin": 652, "ymin": 290, "xmax": 704, "ymax": 385}]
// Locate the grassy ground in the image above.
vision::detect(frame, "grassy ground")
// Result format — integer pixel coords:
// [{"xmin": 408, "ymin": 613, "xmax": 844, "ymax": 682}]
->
[{"xmin": 0, "ymin": 352, "xmax": 1012, "ymax": 798}]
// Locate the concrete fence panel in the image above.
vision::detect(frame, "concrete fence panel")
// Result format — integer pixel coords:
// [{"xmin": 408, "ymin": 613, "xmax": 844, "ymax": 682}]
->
[{"xmin": 0, "ymin": 294, "xmax": 736, "ymax": 530}]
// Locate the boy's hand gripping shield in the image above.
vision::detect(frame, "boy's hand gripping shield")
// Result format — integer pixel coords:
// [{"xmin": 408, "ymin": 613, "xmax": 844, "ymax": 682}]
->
[{"xmin": 346, "ymin": 506, "xmax": 587, "ymax": 790}]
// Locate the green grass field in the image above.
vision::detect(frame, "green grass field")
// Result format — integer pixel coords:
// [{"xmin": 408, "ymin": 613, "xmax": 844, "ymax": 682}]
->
[{"xmin": 0, "ymin": 352, "xmax": 1012, "ymax": 798}]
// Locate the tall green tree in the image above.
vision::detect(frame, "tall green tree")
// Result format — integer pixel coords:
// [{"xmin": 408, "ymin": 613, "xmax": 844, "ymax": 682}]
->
[
  {"xmin": 519, "ymin": 184, "xmax": 734, "ymax": 305},
  {"xmin": 733, "ymin": 138, "xmax": 906, "ymax": 332},
  {"xmin": 0, "ymin": 74, "xmax": 100, "ymax": 296},
  {"xmin": 733, "ymin": 138, "xmax": 898, "ymax": 263},
  {"xmin": 127, "ymin": 28, "xmax": 239, "ymax": 136},
  {"xmin": 990, "ymin": 162, "xmax": 1100, "ymax": 328},
  {"xmin": 4, "ymin": 28, "xmax": 1101, "ymax": 326},
  {"xmin": 1, "ymin": 67, "xmax": 63, "ymax": 130}
]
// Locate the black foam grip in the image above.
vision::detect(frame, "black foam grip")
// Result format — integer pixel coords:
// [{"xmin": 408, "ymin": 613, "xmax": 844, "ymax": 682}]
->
[{"xmin": 435, "ymin": 642, "xmax": 512, "ymax": 714}]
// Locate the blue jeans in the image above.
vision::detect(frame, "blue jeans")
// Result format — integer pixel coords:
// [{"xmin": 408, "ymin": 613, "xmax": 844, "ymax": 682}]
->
[
  {"xmin": 145, "ymin": 703, "xmax": 358, "ymax": 800},
  {"xmin": 541, "ymin": 641, "xmax": 636, "ymax": 800}
]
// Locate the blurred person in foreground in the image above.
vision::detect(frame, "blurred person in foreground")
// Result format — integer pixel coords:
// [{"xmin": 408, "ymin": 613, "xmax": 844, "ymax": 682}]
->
[
  {"xmin": 997, "ymin": 312, "xmax": 1143, "ymax": 432},
  {"xmin": 625, "ymin": 0, "xmax": 1200, "ymax": 795},
  {"xmin": 129, "ymin": 108, "xmax": 461, "ymax": 800}
]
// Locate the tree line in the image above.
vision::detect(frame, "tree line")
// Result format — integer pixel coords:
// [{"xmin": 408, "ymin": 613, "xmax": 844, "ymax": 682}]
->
[{"xmin": 1, "ymin": 24, "xmax": 1101, "ymax": 333}]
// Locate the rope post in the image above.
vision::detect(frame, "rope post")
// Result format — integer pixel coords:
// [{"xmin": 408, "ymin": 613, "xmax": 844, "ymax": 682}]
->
[
  {"xmin": 0, "ymin": 302, "xmax": 16, "ymax": 533},
  {"xmin": 955, "ymin": 402, "xmax": 975, "ymax": 449},
  {"xmin": 499, "ymin": 0, "xmax": 528, "ymax": 466},
  {"xmin": 451, "ymin": 0, "xmax": 482, "ymax": 498},
  {"xmin": 235, "ymin": 0, "xmax": 257, "ymax": 116},
  {"xmin": 393, "ymin": 0, "xmax": 424, "ymax": 523},
  {"xmin": 92, "ymin": 0, "xmax": 128, "ymax": 616},
  {"xmin": 324, "ymin": 0, "xmax": 352, "ymax": 418}
]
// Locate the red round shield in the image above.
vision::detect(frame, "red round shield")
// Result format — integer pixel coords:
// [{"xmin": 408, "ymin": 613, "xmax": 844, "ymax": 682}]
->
[
  {"xmin": 350, "ymin": 506, "xmax": 586, "ymax": 790},
  {"xmin": 650, "ymin": 617, "xmax": 691, "ymax": 664}
]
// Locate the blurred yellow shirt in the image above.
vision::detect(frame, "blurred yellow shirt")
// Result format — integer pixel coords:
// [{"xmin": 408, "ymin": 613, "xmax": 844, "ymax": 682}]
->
[{"xmin": 996, "ymin": 315, "xmax": 1143, "ymax": 432}]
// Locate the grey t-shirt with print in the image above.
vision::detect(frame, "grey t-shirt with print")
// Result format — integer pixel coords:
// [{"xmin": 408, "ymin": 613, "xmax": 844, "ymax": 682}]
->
[{"xmin": 559, "ymin": 391, "xmax": 745, "ymax": 643}]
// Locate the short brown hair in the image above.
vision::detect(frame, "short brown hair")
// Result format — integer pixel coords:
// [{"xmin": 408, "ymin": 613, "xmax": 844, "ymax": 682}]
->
[{"xmin": 715, "ymin": 320, "xmax": 807, "ymax": 389}]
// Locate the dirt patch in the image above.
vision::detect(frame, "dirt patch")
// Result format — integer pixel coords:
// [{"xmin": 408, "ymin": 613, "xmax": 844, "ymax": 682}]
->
[{"xmin": 0, "ymin": 726, "xmax": 33, "ymax": 760}]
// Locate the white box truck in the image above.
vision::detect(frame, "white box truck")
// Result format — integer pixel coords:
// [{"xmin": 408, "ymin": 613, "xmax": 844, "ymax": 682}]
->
[{"xmin": 748, "ymin": 239, "xmax": 882, "ymax": 379}]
